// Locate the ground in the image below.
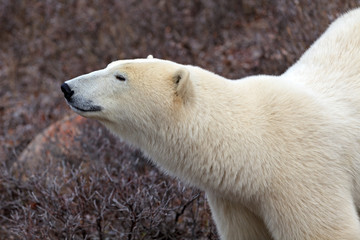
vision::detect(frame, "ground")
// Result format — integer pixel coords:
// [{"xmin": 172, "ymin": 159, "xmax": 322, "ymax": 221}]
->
[{"xmin": 0, "ymin": 0, "xmax": 358, "ymax": 239}]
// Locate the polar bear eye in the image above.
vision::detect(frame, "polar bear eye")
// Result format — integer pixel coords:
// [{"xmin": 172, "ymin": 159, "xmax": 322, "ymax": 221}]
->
[{"xmin": 115, "ymin": 74, "xmax": 126, "ymax": 81}]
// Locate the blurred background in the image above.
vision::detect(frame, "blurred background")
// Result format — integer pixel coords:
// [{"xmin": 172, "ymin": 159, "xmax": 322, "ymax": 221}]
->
[{"xmin": 0, "ymin": 0, "xmax": 358, "ymax": 239}]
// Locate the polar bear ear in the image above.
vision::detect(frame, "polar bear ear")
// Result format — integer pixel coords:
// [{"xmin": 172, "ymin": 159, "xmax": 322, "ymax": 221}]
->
[
  {"xmin": 173, "ymin": 68, "xmax": 194, "ymax": 104},
  {"xmin": 147, "ymin": 55, "xmax": 154, "ymax": 59}
]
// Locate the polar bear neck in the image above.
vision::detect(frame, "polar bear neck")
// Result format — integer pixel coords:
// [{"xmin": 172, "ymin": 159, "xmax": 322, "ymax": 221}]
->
[{"xmin": 105, "ymin": 74, "xmax": 283, "ymax": 201}]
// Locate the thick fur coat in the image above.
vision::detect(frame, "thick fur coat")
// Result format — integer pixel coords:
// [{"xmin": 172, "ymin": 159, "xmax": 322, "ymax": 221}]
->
[{"xmin": 61, "ymin": 8, "xmax": 360, "ymax": 240}]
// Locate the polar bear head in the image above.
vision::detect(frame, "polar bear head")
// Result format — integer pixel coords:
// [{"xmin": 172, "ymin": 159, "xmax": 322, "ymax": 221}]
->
[{"xmin": 61, "ymin": 56, "xmax": 194, "ymax": 144}]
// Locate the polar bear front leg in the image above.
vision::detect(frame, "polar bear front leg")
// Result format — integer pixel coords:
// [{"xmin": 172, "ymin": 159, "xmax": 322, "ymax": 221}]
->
[
  {"xmin": 206, "ymin": 193, "xmax": 272, "ymax": 240},
  {"xmin": 263, "ymin": 188, "xmax": 360, "ymax": 240}
]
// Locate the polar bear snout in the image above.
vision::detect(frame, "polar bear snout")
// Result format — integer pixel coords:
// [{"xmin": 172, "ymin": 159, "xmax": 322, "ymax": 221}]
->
[
  {"xmin": 61, "ymin": 82, "xmax": 102, "ymax": 113},
  {"xmin": 61, "ymin": 83, "xmax": 74, "ymax": 101}
]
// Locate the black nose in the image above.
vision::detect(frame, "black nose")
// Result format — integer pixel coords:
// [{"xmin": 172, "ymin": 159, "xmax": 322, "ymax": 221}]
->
[{"xmin": 61, "ymin": 83, "xmax": 74, "ymax": 101}]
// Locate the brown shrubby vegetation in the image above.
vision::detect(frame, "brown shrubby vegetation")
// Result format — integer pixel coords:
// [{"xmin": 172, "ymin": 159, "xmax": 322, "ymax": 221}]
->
[{"xmin": 0, "ymin": 0, "xmax": 358, "ymax": 239}]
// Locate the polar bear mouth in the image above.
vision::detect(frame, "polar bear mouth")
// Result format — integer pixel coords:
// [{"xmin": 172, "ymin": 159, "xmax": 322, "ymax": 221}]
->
[
  {"xmin": 70, "ymin": 104, "xmax": 102, "ymax": 112},
  {"xmin": 67, "ymin": 100, "xmax": 102, "ymax": 112}
]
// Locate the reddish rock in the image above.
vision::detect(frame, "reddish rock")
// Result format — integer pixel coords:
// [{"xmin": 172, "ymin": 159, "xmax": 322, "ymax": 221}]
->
[
  {"xmin": 15, "ymin": 114, "xmax": 89, "ymax": 179},
  {"xmin": 14, "ymin": 113, "xmax": 144, "ymax": 184}
]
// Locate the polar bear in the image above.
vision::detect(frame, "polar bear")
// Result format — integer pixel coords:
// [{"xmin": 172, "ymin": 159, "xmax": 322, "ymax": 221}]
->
[{"xmin": 61, "ymin": 8, "xmax": 360, "ymax": 240}]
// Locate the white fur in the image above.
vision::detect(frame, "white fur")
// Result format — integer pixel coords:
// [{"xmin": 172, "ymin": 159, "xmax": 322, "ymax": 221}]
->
[{"xmin": 64, "ymin": 8, "xmax": 360, "ymax": 240}]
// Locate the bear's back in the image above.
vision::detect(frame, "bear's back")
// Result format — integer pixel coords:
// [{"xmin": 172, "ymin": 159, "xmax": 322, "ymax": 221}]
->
[{"xmin": 283, "ymin": 8, "xmax": 360, "ymax": 115}]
